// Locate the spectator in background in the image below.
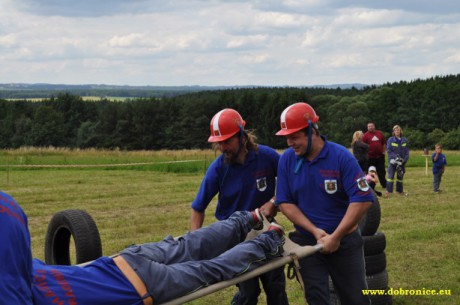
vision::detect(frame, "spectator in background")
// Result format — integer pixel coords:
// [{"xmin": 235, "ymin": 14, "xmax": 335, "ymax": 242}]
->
[
  {"xmin": 366, "ymin": 166, "xmax": 383, "ymax": 197},
  {"xmin": 363, "ymin": 122, "xmax": 387, "ymax": 189},
  {"xmin": 385, "ymin": 125, "xmax": 409, "ymax": 197},
  {"xmin": 190, "ymin": 108, "xmax": 289, "ymax": 305},
  {"xmin": 432, "ymin": 144, "xmax": 447, "ymax": 193},
  {"xmin": 351, "ymin": 130, "xmax": 369, "ymax": 173}
]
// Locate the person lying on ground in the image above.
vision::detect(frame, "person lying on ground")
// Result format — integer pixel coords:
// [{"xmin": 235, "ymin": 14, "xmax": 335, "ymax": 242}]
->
[{"xmin": 1, "ymin": 190, "xmax": 285, "ymax": 305}]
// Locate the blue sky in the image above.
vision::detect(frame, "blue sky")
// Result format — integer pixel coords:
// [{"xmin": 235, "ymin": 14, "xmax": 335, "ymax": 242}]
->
[{"xmin": 1, "ymin": 0, "xmax": 459, "ymax": 86}]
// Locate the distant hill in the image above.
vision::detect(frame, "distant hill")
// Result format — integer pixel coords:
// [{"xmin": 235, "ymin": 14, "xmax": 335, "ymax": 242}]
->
[
  {"xmin": 0, "ymin": 83, "xmax": 368, "ymax": 99},
  {"xmin": 311, "ymin": 83, "xmax": 368, "ymax": 89},
  {"xmin": 0, "ymin": 83, "xmax": 229, "ymax": 91},
  {"xmin": 0, "ymin": 83, "xmax": 231, "ymax": 99}
]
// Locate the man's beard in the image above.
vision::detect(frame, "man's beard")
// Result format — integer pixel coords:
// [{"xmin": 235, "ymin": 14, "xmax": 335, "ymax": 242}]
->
[{"xmin": 223, "ymin": 151, "xmax": 239, "ymax": 164}]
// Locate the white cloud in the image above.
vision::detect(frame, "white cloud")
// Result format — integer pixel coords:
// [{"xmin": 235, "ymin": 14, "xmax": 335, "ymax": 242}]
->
[
  {"xmin": 0, "ymin": 0, "xmax": 459, "ymax": 86},
  {"xmin": 0, "ymin": 34, "xmax": 17, "ymax": 48},
  {"xmin": 240, "ymin": 53, "xmax": 271, "ymax": 64},
  {"xmin": 226, "ymin": 35, "xmax": 268, "ymax": 49},
  {"xmin": 445, "ymin": 53, "xmax": 460, "ymax": 64},
  {"xmin": 108, "ymin": 34, "xmax": 147, "ymax": 48},
  {"xmin": 255, "ymin": 12, "xmax": 309, "ymax": 28}
]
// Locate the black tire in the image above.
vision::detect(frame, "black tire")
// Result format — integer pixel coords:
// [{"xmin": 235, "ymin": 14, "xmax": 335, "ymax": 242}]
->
[
  {"xmin": 45, "ymin": 209, "xmax": 102, "ymax": 265},
  {"xmin": 367, "ymin": 270, "xmax": 392, "ymax": 305},
  {"xmin": 368, "ymin": 290, "xmax": 393, "ymax": 305},
  {"xmin": 329, "ymin": 290, "xmax": 341, "ymax": 305},
  {"xmin": 328, "ymin": 277, "xmax": 341, "ymax": 305},
  {"xmin": 363, "ymin": 231, "xmax": 386, "ymax": 256},
  {"xmin": 367, "ymin": 269, "xmax": 389, "ymax": 289},
  {"xmin": 359, "ymin": 193, "xmax": 381, "ymax": 236},
  {"xmin": 329, "ymin": 270, "xmax": 392, "ymax": 305},
  {"xmin": 365, "ymin": 252, "xmax": 387, "ymax": 275}
]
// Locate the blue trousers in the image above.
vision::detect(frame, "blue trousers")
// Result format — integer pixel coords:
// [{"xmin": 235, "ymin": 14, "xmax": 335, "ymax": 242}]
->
[
  {"xmin": 433, "ymin": 171, "xmax": 443, "ymax": 191},
  {"xmin": 289, "ymin": 230, "xmax": 370, "ymax": 305},
  {"xmin": 386, "ymin": 163, "xmax": 405, "ymax": 193},
  {"xmin": 120, "ymin": 211, "xmax": 284, "ymax": 304}
]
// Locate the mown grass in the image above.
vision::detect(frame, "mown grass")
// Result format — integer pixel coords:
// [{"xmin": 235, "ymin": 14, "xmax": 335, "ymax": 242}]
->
[
  {"xmin": 1, "ymin": 149, "xmax": 459, "ymax": 305},
  {"xmin": 378, "ymin": 166, "xmax": 459, "ymax": 305},
  {"xmin": 1, "ymin": 147, "xmax": 459, "ymax": 167},
  {"xmin": 0, "ymin": 147, "xmax": 218, "ymax": 173}
]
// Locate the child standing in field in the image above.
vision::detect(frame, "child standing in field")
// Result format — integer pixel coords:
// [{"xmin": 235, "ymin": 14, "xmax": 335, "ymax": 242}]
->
[{"xmin": 432, "ymin": 144, "xmax": 447, "ymax": 193}]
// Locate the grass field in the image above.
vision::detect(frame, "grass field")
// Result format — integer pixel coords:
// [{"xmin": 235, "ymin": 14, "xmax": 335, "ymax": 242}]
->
[{"xmin": 1, "ymin": 149, "xmax": 459, "ymax": 305}]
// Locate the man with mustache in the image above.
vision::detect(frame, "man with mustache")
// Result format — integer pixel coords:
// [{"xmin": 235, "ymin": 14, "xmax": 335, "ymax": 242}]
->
[{"xmin": 190, "ymin": 108, "xmax": 288, "ymax": 305}]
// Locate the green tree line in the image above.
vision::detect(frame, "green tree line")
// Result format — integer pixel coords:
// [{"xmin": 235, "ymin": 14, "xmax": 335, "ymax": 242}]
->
[{"xmin": 1, "ymin": 75, "xmax": 459, "ymax": 150}]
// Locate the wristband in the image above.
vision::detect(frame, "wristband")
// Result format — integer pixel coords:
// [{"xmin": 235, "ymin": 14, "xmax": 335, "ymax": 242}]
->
[{"xmin": 270, "ymin": 198, "xmax": 276, "ymax": 204}]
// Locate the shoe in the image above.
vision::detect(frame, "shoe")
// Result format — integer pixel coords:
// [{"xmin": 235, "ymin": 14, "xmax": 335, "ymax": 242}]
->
[
  {"xmin": 384, "ymin": 192, "xmax": 391, "ymax": 198},
  {"xmin": 398, "ymin": 192, "xmax": 408, "ymax": 196},
  {"xmin": 251, "ymin": 208, "xmax": 264, "ymax": 230},
  {"xmin": 268, "ymin": 221, "xmax": 285, "ymax": 238}
]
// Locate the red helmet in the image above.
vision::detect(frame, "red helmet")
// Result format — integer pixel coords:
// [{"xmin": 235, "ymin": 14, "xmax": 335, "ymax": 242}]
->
[
  {"xmin": 276, "ymin": 102, "xmax": 319, "ymax": 136},
  {"xmin": 208, "ymin": 108, "xmax": 246, "ymax": 142}
]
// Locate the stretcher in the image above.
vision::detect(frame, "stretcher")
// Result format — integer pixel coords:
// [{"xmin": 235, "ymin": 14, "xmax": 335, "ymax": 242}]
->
[
  {"xmin": 74, "ymin": 214, "xmax": 321, "ymax": 305},
  {"xmin": 160, "ymin": 217, "xmax": 323, "ymax": 305}
]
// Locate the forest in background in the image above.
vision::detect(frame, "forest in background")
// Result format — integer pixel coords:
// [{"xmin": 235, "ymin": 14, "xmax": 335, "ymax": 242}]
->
[{"xmin": 0, "ymin": 74, "xmax": 459, "ymax": 150}]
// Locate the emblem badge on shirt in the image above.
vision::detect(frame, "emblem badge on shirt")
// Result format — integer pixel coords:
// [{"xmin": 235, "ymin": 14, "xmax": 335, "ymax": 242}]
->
[
  {"xmin": 324, "ymin": 179, "xmax": 337, "ymax": 194},
  {"xmin": 357, "ymin": 177, "xmax": 370, "ymax": 191},
  {"xmin": 256, "ymin": 177, "xmax": 267, "ymax": 192},
  {"xmin": 371, "ymin": 135, "xmax": 379, "ymax": 141}
]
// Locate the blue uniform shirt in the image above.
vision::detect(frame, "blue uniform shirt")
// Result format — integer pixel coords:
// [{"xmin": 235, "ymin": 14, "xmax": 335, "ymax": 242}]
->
[
  {"xmin": 33, "ymin": 257, "xmax": 142, "ymax": 305},
  {"xmin": 0, "ymin": 191, "xmax": 34, "ymax": 305},
  {"xmin": 432, "ymin": 152, "xmax": 447, "ymax": 174},
  {"xmin": 276, "ymin": 138, "xmax": 373, "ymax": 235},
  {"xmin": 192, "ymin": 145, "xmax": 279, "ymax": 220}
]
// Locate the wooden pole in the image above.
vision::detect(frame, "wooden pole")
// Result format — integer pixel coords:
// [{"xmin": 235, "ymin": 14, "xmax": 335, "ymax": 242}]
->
[{"xmin": 422, "ymin": 155, "xmax": 430, "ymax": 176}]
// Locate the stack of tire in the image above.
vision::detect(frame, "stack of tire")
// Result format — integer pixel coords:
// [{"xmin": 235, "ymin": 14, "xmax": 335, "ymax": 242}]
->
[{"xmin": 330, "ymin": 191, "xmax": 392, "ymax": 305}]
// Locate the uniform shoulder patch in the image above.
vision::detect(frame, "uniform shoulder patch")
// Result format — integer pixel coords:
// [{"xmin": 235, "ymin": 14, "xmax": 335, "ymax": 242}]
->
[{"xmin": 357, "ymin": 177, "xmax": 370, "ymax": 191}]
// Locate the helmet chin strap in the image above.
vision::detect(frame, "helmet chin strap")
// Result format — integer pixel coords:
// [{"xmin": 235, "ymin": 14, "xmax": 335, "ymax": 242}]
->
[
  {"xmin": 295, "ymin": 120, "xmax": 313, "ymax": 174},
  {"xmin": 237, "ymin": 125, "xmax": 245, "ymax": 155}
]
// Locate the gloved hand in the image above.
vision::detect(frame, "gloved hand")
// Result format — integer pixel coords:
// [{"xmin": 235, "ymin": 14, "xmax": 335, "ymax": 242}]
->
[{"xmin": 390, "ymin": 159, "xmax": 396, "ymax": 165}]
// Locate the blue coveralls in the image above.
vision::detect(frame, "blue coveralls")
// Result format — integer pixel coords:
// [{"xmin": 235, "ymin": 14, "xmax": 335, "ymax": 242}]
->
[{"xmin": 386, "ymin": 136, "xmax": 409, "ymax": 193}]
